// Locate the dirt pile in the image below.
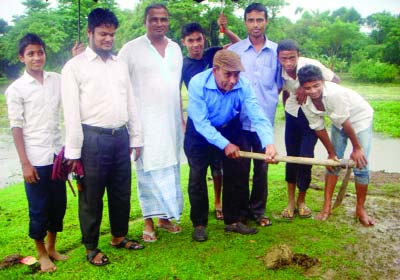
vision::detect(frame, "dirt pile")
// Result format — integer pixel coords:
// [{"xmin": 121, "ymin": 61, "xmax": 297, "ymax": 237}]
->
[
  {"xmin": 0, "ymin": 254, "xmax": 23, "ymax": 270},
  {"xmin": 263, "ymin": 244, "xmax": 319, "ymax": 270}
]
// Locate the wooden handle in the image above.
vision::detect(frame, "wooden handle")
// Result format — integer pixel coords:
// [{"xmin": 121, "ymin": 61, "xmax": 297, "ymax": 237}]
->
[{"xmin": 238, "ymin": 151, "xmax": 355, "ymax": 167}]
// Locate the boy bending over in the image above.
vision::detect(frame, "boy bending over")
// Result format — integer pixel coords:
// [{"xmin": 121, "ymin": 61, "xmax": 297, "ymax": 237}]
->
[{"xmin": 298, "ymin": 64, "xmax": 375, "ymax": 227}]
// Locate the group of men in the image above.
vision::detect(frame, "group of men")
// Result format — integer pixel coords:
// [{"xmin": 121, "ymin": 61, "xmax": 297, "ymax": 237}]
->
[{"xmin": 5, "ymin": 2, "xmax": 375, "ymax": 272}]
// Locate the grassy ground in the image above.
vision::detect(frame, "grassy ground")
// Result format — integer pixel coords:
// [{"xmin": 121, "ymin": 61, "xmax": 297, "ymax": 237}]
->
[{"xmin": 1, "ymin": 163, "xmax": 394, "ymax": 279}]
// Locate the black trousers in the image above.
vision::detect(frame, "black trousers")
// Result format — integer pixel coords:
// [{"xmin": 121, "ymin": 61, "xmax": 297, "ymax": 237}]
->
[
  {"xmin": 79, "ymin": 125, "xmax": 131, "ymax": 250},
  {"xmin": 241, "ymin": 130, "xmax": 268, "ymax": 218},
  {"xmin": 25, "ymin": 164, "xmax": 66, "ymax": 240},
  {"xmin": 285, "ymin": 109, "xmax": 318, "ymax": 191},
  {"xmin": 184, "ymin": 116, "xmax": 247, "ymax": 226}
]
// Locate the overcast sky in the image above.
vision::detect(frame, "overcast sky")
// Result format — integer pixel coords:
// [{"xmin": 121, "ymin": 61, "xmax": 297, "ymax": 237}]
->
[{"xmin": 1, "ymin": 0, "xmax": 399, "ymax": 24}]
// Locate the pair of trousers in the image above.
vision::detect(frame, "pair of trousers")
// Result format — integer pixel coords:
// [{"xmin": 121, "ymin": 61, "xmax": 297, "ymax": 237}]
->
[
  {"xmin": 241, "ymin": 130, "xmax": 268, "ymax": 218},
  {"xmin": 285, "ymin": 109, "xmax": 318, "ymax": 191},
  {"xmin": 79, "ymin": 125, "xmax": 131, "ymax": 250},
  {"xmin": 184, "ymin": 116, "xmax": 247, "ymax": 226},
  {"xmin": 25, "ymin": 164, "xmax": 66, "ymax": 240}
]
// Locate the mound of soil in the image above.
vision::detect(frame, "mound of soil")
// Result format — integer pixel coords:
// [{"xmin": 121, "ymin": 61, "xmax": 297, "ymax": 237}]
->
[{"xmin": 263, "ymin": 244, "xmax": 319, "ymax": 270}]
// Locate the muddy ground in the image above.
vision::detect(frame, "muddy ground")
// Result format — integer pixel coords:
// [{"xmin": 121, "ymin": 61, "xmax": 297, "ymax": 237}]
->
[{"xmin": 309, "ymin": 167, "xmax": 400, "ymax": 279}]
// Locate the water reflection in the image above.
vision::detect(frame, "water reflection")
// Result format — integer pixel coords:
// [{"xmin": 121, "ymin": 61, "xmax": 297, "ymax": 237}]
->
[{"xmin": 274, "ymin": 123, "xmax": 400, "ymax": 173}]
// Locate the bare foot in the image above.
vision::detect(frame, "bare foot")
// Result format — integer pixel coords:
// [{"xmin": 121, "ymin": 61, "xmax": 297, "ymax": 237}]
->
[
  {"xmin": 356, "ymin": 210, "xmax": 375, "ymax": 227},
  {"xmin": 314, "ymin": 210, "xmax": 331, "ymax": 221},
  {"xmin": 38, "ymin": 255, "xmax": 56, "ymax": 273},
  {"xmin": 48, "ymin": 251, "xmax": 68, "ymax": 261}
]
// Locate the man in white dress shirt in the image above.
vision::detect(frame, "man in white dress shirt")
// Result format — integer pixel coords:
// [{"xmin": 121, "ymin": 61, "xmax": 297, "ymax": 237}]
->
[
  {"xmin": 118, "ymin": 3, "xmax": 184, "ymax": 242},
  {"xmin": 61, "ymin": 8, "xmax": 144, "ymax": 266}
]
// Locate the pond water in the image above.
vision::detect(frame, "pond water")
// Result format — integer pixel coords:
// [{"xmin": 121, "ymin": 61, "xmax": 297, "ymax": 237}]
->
[
  {"xmin": 273, "ymin": 123, "xmax": 400, "ymax": 173},
  {"xmin": 0, "ymin": 123, "xmax": 399, "ymax": 188}
]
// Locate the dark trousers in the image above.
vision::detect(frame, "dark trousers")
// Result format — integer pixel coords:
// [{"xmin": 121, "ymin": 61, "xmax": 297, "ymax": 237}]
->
[
  {"xmin": 25, "ymin": 164, "xmax": 66, "ymax": 240},
  {"xmin": 285, "ymin": 109, "xmax": 318, "ymax": 191},
  {"xmin": 80, "ymin": 125, "xmax": 131, "ymax": 250},
  {"xmin": 184, "ymin": 117, "xmax": 247, "ymax": 226},
  {"xmin": 241, "ymin": 130, "xmax": 268, "ymax": 218}
]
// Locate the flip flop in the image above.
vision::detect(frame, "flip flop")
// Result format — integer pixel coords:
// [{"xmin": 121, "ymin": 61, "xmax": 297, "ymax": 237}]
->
[
  {"xmin": 297, "ymin": 206, "xmax": 312, "ymax": 218},
  {"xmin": 255, "ymin": 216, "xmax": 273, "ymax": 227},
  {"xmin": 87, "ymin": 249, "xmax": 109, "ymax": 266},
  {"xmin": 157, "ymin": 223, "xmax": 182, "ymax": 234},
  {"xmin": 142, "ymin": 231, "xmax": 157, "ymax": 243},
  {"xmin": 281, "ymin": 208, "xmax": 295, "ymax": 220},
  {"xmin": 110, "ymin": 237, "xmax": 144, "ymax": 250}
]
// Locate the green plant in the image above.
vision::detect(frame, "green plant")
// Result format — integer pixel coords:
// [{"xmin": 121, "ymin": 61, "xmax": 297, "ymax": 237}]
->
[{"xmin": 350, "ymin": 60, "xmax": 398, "ymax": 82}]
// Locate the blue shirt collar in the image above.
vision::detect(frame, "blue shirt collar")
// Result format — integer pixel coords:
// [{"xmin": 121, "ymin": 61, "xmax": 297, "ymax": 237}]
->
[{"xmin": 242, "ymin": 36, "xmax": 274, "ymax": 52}]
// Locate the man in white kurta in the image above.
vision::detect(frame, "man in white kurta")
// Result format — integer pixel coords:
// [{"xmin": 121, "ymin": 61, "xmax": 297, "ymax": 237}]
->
[{"xmin": 118, "ymin": 3, "xmax": 183, "ymax": 242}]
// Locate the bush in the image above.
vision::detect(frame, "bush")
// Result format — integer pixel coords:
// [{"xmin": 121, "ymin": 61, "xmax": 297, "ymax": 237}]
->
[
  {"xmin": 311, "ymin": 54, "xmax": 349, "ymax": 73},
  {"xmin": 350, "ymin": 60, "xmax": 398, "ymax": 82}
]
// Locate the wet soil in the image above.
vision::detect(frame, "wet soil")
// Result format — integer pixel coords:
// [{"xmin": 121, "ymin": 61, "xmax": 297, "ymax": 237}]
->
[{"xmin": 311, "ymin": 167, "xmax": 400, "ymax": 279}]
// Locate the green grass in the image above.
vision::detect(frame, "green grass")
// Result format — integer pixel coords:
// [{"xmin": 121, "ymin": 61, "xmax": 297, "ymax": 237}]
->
[
  {"xmin": 0, "ymin": 163, "xmax": 389, "ymax": 279},
  {"xmin": 340, "ymin": 75, "xmax": 400, "ymax": 138}
]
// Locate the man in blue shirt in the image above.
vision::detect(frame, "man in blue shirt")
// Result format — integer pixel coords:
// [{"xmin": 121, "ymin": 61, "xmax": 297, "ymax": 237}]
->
[
  {"xmin": 181, "ymin": 17, "xmax": 240, "ymax": 221},
  {"xmin": 228, "ymin": 3, "xmax": 281, "ymax": 227},
  {"xmin": 184, "ymin": 49, "xmax": 277, "ymax": 242}
]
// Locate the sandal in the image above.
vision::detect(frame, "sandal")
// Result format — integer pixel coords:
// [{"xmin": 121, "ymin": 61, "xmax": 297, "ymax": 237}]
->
[
  {"xmin": 281, "ymin": 208, "xmax": 295, "ymax": 220},
  {"xmin": 157, "ymin": 222, "xmax": 182, "ymax": 234},
  {"xmin": 297, "ymin": 206, "xmax": 312, "ymax": 218},
  {"xmin": 215, "ymin": 208, "xmax": 224, "ymax": 220},
  {"xmin": 142, "ymin": 231, "xmax": 157, "ymax": 243},
  {"xmin": 110, "ymin": 237, "xmax": 144, "ymax": 250},
  {"xmin": 87, "ymin": 248, "xmax": 109, "ymax": 266},
  {"xmin": 254, "ymin": 215, "xmax": 272, "ymax": 227}
]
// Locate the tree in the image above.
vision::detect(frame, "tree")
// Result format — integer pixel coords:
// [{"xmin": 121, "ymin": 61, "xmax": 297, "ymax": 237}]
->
[
  {"xmin": 366, "ymin": 12, "xmax": 400, "ymax": 65},
  {"xmin": 331, "ymin": 7, "xmax": 362, "ymax": 24},
  {"xmin": 0, "ymin": 19, "xmax": 10, "ymax": 35}
]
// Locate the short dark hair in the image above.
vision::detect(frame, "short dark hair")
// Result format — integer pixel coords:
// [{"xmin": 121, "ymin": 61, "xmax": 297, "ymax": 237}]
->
[
  {"xmin": 88, "ymin": 8, "xmax": 119, "ymax": 32},
  {"xmin": 181, "ymin": 22, "xmax": 205, "ymax": 39},
  {"xmin": 244, "ymin": 3, "xmax": 268, "ymax": 20},
  {"xmin": 144, "ymin": 3, "xmax": 169, "ymax": 20},
  {"xmin": 277, "ymin": 39, "xmax": 300, "ymax": 54},
  {"xmin": 18, "ymin": 33, "xmax": 46, "ymax": 56},
  {"xmin": 298, "ymin": 65, "xmax": 323, "ymax": 85}
]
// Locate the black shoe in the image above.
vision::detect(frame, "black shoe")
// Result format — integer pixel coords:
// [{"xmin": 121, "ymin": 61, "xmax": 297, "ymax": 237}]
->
[
  {"xmin": 224, "ymin": 222, "xmax": 258, "ymax": 234},
  {"xmin": 193, "ymin": 226, "xmax": 207, "ymax": 242}
]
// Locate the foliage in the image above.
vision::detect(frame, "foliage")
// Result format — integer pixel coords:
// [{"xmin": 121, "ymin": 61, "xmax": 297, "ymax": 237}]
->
[
  {"xmin": 331, "ymin": 7, "xmax": 362, "ymax": 24},
  {"xmin": 0, "ymin": 0, "xmax": 399, "ymax": 79},
  {"xmin": 369, "ymin": 101, "xmax": 400, "ymax": 137},
  {"xmin": 366, "ymin": 12, "xmax": 400, "ymax": 65},
  {"xmin": 349, "ymin": 60, "xmax": 398, "ymax": 83},
  {"xmin": 311, "ymin": 54, "xmax": 349, "ymax": 73}
]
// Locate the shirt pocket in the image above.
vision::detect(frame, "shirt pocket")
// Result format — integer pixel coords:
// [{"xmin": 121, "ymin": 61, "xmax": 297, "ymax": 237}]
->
[{"xmin": 261, "ymin": 66, "xmax": 277, "ymax": 90}]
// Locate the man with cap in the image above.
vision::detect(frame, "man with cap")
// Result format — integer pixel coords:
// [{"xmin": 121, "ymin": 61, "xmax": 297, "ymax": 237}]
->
[{"xmin": 184, "ymin": 49, "xmax": 277, "ymax": 242}]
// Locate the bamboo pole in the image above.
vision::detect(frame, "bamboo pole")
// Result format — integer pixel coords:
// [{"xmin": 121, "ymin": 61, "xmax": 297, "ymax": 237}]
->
[{"xmin": 238, "ymin": 151, "xmax": 355, "ymax": 168}]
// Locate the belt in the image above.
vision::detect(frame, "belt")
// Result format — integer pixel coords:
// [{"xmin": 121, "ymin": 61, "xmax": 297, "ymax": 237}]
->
[{"xmin": 82, "ymin": 124, "xmax": 126, "ymax": 136}]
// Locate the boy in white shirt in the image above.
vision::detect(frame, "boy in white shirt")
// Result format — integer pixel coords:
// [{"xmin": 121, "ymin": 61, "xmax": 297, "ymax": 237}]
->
[
  {"xmin": 6, "ymin": 33, "xmax": 67, "ymax": 272},
  {"xmin": 298, "ymin": 64, "xmax": 375, "ymax": 227},
  {"xmin": 278, "ymin": 39, "xmax": 340, "ymax": 219}
]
